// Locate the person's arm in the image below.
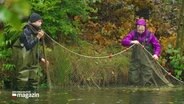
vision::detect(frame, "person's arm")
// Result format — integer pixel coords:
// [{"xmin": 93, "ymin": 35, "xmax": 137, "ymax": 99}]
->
[
  {"xmin": 39, "ymin": 51, "xmax": 49, "ymax": 64},
  {"xmin": 20, "ymin": 29, "xmax": 44, "ymax": 50},
  {"xmin": 121, "ymin": 31, "xmax": 137, "ymax": 47},
  {"xmin": 150, "ymin": 34, "xmax": 161, "ymax": 60}
]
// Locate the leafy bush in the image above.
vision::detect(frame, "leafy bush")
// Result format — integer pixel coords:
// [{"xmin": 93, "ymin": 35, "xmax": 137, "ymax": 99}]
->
[
  {"xmin": 30, "ymin": 0, "xmax": 96, "ymax": 40},
  {"xmin": 0, "ymin": 0, "xmax": 30, "ymax": 88},
  {"xmin": 166, "ymin": 44, "xmax": 184, "ymax": 79}
]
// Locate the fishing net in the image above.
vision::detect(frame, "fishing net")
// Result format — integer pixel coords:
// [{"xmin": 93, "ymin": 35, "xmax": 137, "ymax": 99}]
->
[{"xmin": 43, "ymin": 34, "xmax": 184, "ymax": 88}]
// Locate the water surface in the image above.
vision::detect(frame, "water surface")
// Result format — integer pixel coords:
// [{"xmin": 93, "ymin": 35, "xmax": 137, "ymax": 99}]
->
[{"xmin": 0, "ymin": 86, "xmax": 183, "ymax": 104}]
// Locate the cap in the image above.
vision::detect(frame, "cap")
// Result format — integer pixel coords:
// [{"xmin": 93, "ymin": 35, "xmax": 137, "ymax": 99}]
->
[{"xmin": 29, "ymin": 13, "xmax": 42, "ymax": 23}]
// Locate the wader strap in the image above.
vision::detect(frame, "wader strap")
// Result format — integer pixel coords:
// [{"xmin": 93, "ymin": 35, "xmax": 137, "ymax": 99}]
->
[
  {"xmin": 13, "ymin": 45, "xmax": 23, "ymax": 48},
  {"xmin": 134, "ymin": 31, "xmax": 151, "ymax": 44}
]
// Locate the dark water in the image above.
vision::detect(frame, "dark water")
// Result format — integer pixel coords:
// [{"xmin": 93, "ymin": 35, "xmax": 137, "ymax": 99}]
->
[{"xmin": 0, "ymin": 86, "xmax": 183, "ymax": 104}]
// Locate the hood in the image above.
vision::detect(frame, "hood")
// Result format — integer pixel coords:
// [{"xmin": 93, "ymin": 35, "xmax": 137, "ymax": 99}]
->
[{"xmin": 136, "ymin": 19, "xmax": 146, "ymax": 26}]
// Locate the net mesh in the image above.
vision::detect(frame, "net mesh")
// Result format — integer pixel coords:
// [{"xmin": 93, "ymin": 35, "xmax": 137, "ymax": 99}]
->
[{"xmin": 43, "ymin": 34, "xmax": 184, "ymax": 88}]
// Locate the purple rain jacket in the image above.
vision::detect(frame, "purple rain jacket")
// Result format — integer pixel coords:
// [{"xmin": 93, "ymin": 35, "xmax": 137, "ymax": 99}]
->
[
  {"xmin": 121, "ymin": 30, "xmax": 161, "ymax": 56},
  {"xmin": 121, "ymin": 19, "xmax": 161, "ymax": 56}
]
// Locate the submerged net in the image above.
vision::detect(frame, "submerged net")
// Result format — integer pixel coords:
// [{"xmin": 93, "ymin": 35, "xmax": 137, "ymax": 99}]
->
[
  {"xmin": 140, "ymin": 44, "xmax": 183, "ymax": 87},
  {"xmin": 43, "ymin": 34, "xmax": 184, "ymax": 88}
]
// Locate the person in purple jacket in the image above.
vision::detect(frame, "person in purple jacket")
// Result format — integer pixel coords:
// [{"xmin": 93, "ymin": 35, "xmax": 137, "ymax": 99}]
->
[{"xmin": 121, "ymin": 18, "xmax": 161, "ymax": 86}]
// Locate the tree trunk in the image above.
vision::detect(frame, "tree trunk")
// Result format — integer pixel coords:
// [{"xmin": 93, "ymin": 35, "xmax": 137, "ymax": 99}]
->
[{"xmin": 177, "ymin": 0, "xmax": 184, "ymax": 54}]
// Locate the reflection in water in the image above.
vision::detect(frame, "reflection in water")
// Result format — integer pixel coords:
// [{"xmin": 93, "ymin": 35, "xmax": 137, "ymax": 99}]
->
[{"xmin": 0, "ymin": 86, "xmax": 183, "ymax": 104}]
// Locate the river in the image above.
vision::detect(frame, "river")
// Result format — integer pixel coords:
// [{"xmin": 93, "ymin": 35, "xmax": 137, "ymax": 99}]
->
[{"xmin": 0, "ymin": 86, "xmax": 183, "ymax": 104}]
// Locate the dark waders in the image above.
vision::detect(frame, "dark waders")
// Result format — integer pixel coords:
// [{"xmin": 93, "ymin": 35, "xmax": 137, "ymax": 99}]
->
[
  {"xmin": 128, "ymin": 45, "xmax": 155, "ymax": 86},
  {"xmin": 128, "ymin": 44, "xmax": 173, "ymax": 86}
]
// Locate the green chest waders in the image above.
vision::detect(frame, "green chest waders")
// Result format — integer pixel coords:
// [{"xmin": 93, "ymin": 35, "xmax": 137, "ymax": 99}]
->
[{"xmin": 12, "ymin": 37, "xmax": 42, "ymax": 90}]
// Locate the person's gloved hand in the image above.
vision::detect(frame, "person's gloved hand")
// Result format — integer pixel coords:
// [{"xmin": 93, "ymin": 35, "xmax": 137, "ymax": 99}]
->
[
  {"xmin": 152, "ymin": 54, "xmax": 159, "ymax": 60},
  {"xmin": 131, "ymin": 40, "xmax": 140, "ymax": 44}
]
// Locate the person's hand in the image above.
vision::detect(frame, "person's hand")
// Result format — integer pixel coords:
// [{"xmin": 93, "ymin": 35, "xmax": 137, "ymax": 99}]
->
[
  {"xmin": 37, "ymin": 30, "xmax": 44, "ymax": 39},
  {"xmin": 152, "ymin": 54, "xmax": 159, "ymax": 60},
  {"xmin": 41, "ymin": 58, "xmax": 49, "ymax": 66},
  {"xmin": 131, "ymin": 40, "xmax": 140, "ymax": 44}
]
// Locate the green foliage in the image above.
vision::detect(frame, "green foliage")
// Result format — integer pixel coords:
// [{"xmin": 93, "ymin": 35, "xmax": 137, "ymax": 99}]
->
[
  {"xmin": 0, "ymin": 48, "xmax": 11, "ymax": 60},
  {"xmin": 0, "ymin": 0, "xmax": 31, "ymax": 62},
  {"xmin": 0, "ymin": 25, "xmax": 23, "ymax": 72},
  {"xmin": 2, "ymin": 64, "xmax": 15, "ymax": 71},
  {"xmin": 0, "ymin": 0, "xmax": 30, "ymax": 53},
  {"xmin": 48, "ymin": 46, "xmax": 72, "ymax": 87},
  {"xmin": 30, "ymin": 0, "xmax": 96, "ymax": 39},
  {"xmin": 0, "ymin": 0, "xmax": 183, "ymax": 88},
  {"xmin": 0, "ymin": 0, "xmax": 30, "ymax": 30},
  {"xmin": 0, "ymin": 31, "xmax": 14, "ymax": 71},
  {"xmin": 0, "ymin": 0, "xmax": 30, "ymax": 88},
  {"xmin": 166, "ymin": 44, "xmax": 184, "ymax": 79}
]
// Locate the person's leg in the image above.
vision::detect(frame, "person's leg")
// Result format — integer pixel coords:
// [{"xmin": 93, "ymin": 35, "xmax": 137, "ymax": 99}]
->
[
  {"xmin": 28, "ymin": 65, "xmax": 42, "ymax": 91},
  {"xmin": 12, "ymin": 47, "xmax": 30, "ymax": 90},
  {"xmin": 128, "ymin": 45, "xmax": 142, "ymax": 85},
  {"xmin": 128, "ymin": 62, "xmax": 141, "ymax": 85},
  {"xmin": 16, "ymin": 69, "xmax": 30, "ymax": 90},
  {"xmin": 140, "ymin": 65, "xmax": 154, "ymax": 86}
]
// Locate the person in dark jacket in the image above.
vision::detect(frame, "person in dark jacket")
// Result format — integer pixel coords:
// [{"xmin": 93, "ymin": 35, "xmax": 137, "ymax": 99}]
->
[
  {"xmin": 121, "ymin": 18, "xmax": 161, "ymax": 86},
  {"xmin": 12, "ymin": 13, "xmax": 47, "ymax": 90}
]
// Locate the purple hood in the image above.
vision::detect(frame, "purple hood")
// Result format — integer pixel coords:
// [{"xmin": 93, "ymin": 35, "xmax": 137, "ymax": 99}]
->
[{"xmin": 136, "ymin": 19, "xmax": 146, "ymax": 26}]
